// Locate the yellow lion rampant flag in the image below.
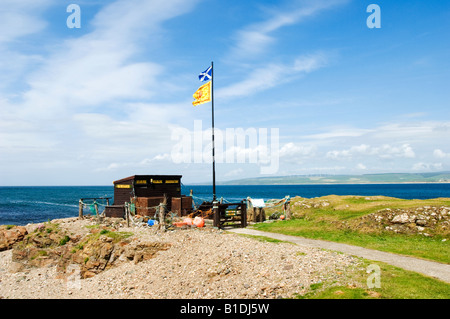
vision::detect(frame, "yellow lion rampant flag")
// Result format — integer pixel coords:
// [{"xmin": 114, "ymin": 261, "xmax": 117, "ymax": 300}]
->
[{"xmin": 192, "ymin": 81, "xmax": 211, "ymax": 106}]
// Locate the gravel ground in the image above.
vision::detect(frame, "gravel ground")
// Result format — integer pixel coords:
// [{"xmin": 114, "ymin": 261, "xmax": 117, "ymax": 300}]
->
[{"xmin": 0, "ymin": 218, "xmax": 362, "ymax": 299}]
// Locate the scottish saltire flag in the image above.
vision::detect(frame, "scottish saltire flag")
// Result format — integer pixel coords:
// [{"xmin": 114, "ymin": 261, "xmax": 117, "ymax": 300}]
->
[{"xmin": 198, "ymin": 66, "xmax": 212, "ymax": 82}]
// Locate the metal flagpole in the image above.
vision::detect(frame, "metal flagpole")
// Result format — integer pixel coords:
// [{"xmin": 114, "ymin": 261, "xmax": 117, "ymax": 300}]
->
[{"xmin": 211, "ymin": 61, "xmax": 216, "ymax": 201}]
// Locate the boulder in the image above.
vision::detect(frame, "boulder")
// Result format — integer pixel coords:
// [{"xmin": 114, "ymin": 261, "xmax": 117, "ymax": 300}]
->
[
  {"xmin": 0, "ymin": 225, "xmax": 28, "ymax": 251},
  {"xmin": 391, "ymin": 213, "xmax": 412, "ymax": 224}
]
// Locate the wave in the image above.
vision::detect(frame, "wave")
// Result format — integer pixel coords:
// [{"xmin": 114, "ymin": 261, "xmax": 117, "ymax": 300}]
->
[{"xmin": 3, "ymin": 200, "xmax": 78, "ymax": 208}]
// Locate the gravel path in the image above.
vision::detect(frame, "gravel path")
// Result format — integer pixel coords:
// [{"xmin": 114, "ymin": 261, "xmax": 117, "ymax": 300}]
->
[
  {"xmin": 0, "ymin": 218, "xmax": 362, "ymax": 299},
  {"xmin": 229, "ymin": 228, "xmax": 450, "ymax": 283}
]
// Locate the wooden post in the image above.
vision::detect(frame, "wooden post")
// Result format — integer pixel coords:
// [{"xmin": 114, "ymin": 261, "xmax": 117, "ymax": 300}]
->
[
  {"xmin": 94, "ymin": 201, "xmax": 100, "ymax": 223},
  {"xmin": 125, "ymin": 203, "xmax": 130, "ymax": 227},
  {"xmin": 158, "ymin": 194, "xmax": 167, "ymax": 231},
  {"xmin": 213, "ymin": 201, "xmax": 220, "ymax": 228},
  {"xmin": 285, "ymin": 196, "xmax": 291, "ymax": 220},
  {"xmin": 241, "ymin": 202, "xmax": 247, "ymax": 228},
  {"xmin": 78, "ymin": 200, "xmax": 83, "ymax": 219}
]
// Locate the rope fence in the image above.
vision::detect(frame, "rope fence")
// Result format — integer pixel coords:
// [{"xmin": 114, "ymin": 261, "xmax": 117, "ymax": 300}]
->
[{"xmin": 77, "ymin": 193, "xmax": 292, "ymax": 227}]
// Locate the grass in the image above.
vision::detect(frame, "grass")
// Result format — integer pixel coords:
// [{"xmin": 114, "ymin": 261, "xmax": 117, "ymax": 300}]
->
[
  {"xmin": 298, "ymin": 259, "xmax": 450, "ymax": 299},
  {"xmin": 255, "ymin": 195, "xmax": 450, "ymax": 264},
  {"xmin": 232, "ymin": 233, "xmax": 293, "ymax": 244},
  {"xmin": 75, "ymin": 228, "xmax": 134, "ymax": 249},
  {"xmin": 255, "ymin": 219, "xmax": 449, "ymax": 263}
]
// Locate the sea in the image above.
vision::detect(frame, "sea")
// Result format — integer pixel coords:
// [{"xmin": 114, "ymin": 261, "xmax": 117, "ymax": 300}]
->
[{"xmin": 1, "ymin": 183, "xmax": 450, "ymax": 226}]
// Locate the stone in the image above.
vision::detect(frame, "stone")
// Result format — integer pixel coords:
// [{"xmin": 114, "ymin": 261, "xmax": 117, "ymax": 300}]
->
[
  {"xmin": 416, "ymin": 219, "xmax": 427, "ymax": 226},
  {"xmin": 391, "ymin": 213, "xmax": 410, "ymax": 224},
  {"xmin": 0, "ymin": 226, "xmax": 28, "ymax": 251}
]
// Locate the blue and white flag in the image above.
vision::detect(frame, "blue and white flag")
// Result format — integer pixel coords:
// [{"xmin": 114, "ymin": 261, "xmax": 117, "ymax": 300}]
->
[{"xmin": 198, "ymin": 66, "xmax": 212, "ymax": 82}]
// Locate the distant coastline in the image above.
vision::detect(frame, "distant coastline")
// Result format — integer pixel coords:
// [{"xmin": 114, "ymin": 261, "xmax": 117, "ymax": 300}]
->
[{"xmin": 218, "ymin": 171, "xmax": 450, "ymax": 186}]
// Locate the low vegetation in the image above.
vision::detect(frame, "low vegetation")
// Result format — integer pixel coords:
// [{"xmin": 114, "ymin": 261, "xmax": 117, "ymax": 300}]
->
[
  {"xmin": 250, "ymin": 195, "xmax": 450, "ymax": 299},
  {"xmin": 298, "ymin": 258, "xmax": 450, "ymax": 299},
  {"xmin": 255, "ymin": 195, "xmax": 450, "ymax": 263}
]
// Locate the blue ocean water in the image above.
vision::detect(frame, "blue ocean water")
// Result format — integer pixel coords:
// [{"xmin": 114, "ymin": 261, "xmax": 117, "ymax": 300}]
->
[{"xmin": 1, "ymin": 184, "xmax": 450, "ymax": 226}]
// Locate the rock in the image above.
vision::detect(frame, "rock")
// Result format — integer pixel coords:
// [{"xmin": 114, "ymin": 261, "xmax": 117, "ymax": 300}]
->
[
  {"xmin": 283, "ymin": 264, "xmax": 294, "ymax": 270},
  {"xmin": 0, "ymin": 226, "xmax": 28, "ymax": 251},
  {"xmin": 9, "ymin": 261, "xmax": 25, "ymax": 273},
  {"xmin": 83, "ymin": 271, "xmax": 97, "ymax": 279},
  {"xmin": 416, "ymin": 219, "xmax": 427, "ymax": 226},
  {"xmin": 391, "ymin": 213, "xmax": 411, "ymax": 224}
]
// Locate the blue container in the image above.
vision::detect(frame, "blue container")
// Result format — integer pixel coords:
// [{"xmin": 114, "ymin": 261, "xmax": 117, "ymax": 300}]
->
[{"xmin": 148, "ymin": 219, "xmax": 157, "ymax": 226}]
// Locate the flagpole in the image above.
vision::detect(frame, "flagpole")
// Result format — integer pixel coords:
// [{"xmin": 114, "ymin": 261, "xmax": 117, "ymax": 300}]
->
[{"xmin": 211, "ymin": 61, "xmax": 216, "ymax": 201}]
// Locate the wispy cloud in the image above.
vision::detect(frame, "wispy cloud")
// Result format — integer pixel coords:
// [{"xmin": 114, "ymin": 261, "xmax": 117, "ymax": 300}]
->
[
  {"xmin": 326, "ymin": 143, "xmax": 416, "ymax": 160},
  {"xmin": 434, "ymin": 149, "xmax": 450, "ymax": 159},
  {"xmin": 0, "ymin": 0, "xmax": 202, "ymax": 184},
  {"xmin": 228, "ymin": 0, "xmax": 348, "ymax": 59},
  {"xmin": 0, "ymin": 0, "xmax": 53, "ymax": 44},
  {"xmin": 278, "ymin": 120, "xmax": 450, "ymax": 175},
  {"xmin": 217, "ymin": 52, "xmax": 328, "ymax": 99}
]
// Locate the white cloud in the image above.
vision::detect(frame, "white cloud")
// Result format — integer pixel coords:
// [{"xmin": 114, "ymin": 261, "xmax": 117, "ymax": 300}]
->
[
  {"xmin": 224, "ymin": 168, "xmax": 244, "ymax": 177},
  {"xmin": 412, "ymin": 162, "xmax": 443, "ymax": 171},
  {"xmin": 0, "ymin": 0, "xmax": 202, "ymax": 185},
  {"xmin": 229, "ymin": 0, "xmax": 348, "ymax": 59},
  {"xmin": 278, "ymin": 142, "xmax": 316, "ymax": 165},
  {"xmin": 217, "ymin": 53, "xmax": 328, "ymax": 99},
  {"xmin": 0, "ymin": 0, "xmax": 53, "ymax": 44},
  {"xmin": 326, "ymin": 143, "xmax": 415, "ymax": 160},
  {"xmin": 306, "ymin": 128, "xmax": 373, "ymax": 140},
  {"xmin": 294, "ymin": 53, "xmax": 328, "ymax": 72},
  {"xmin": 433, "ymin": 149, "xmax": 450, "ymax": 159},
  {"xmin": 356, "ymin": 163, "xmax": 367, "ymax": 170},
  {"xmin": 6, "ymin": 0, "xmax": 201, "ymax": 118}
]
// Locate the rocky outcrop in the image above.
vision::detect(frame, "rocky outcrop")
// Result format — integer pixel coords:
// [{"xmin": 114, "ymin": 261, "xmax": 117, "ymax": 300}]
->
[
  {"xmin": 0, "ymin": 225, "xmax": 28, "ymax": 251},
  {"xmin": 59, "ymin": 235, "xmax": 171, "ymax": 278},
  {"xmin": 9, "ymin": 222, "xmax": 171, "ymax": 278},
  {"xmin": 359, "ymin": 206, "xmax": 450, "ymax": 236}
]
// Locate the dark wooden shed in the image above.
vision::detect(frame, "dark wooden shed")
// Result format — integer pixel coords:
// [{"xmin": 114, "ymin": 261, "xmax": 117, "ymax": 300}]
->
[{"xmin": 104, "ymin": 174, "xmax": 190, "ymax": 218}]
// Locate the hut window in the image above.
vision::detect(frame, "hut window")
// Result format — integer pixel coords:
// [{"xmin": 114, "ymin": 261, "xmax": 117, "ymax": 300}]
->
[{"xmin": 115, "ymin": 184, "xmax": 131, "ymax": 189}]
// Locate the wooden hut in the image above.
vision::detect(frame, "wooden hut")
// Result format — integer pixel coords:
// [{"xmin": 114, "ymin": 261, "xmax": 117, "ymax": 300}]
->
[{"xmin": 104, "ymin": 175, "xmax": 192, "ymax": 218}]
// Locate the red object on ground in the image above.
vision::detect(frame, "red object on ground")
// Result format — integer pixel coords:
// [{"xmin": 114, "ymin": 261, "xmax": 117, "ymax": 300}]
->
[{"xmin": 193, "ymin": 216, "xmax": 205, "ymax": 227}]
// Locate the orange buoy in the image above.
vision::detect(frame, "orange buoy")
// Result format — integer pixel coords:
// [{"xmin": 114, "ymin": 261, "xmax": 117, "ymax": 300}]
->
[
  {"xmin": 173, "ymin": 221, "xmax": 187, "ymax": 227},
  {"xmin": 280, "ymin": 215, "xmax": 285, "ymax": 220},
  {"xmin": 193, "ymin": 216, "xmax": 205, "ymax": 227}
]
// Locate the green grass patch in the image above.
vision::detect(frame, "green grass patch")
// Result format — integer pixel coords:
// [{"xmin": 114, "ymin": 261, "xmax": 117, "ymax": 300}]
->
[
  {"xmin": 84, "ymin": 229, "xmax": 133, "ymax": 244},
  {"xmin": 59, "ymin": 235, "xmax": 70, "ymax": 246},
  {"xmin": 257, "ymin": 195, "xmax": 450, "ymax": 263},
  {"xmin": 254, "ymin": 219, "xmax": 450, "ymax": 263},
  {"xmin": 298, "ymin": 259, "xmax": 450, "ymax": 299},
  {"xmin": 233, "ymin": 233, "xmax": 293, "ymax": 244}
]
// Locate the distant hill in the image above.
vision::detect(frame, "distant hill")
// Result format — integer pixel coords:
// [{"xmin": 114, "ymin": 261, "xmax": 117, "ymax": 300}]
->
[{"xmin": 220, "ymin": 172, "xmax": 450, "ymax": 185}]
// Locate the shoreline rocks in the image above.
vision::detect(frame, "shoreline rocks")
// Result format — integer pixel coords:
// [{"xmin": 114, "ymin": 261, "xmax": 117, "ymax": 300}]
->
[
  {"xmin": 360, "ymin": 206, "xmax": 450, "ymax": 236},
  {"xmin": 0, "ymin": 225, "xmax": 28, "ymax": 251}
]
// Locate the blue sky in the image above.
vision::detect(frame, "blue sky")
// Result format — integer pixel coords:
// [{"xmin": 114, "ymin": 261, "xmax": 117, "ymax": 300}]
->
[{"xmin": 0, "ymin": 0, "xmax": 449, "ymax": 185}]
